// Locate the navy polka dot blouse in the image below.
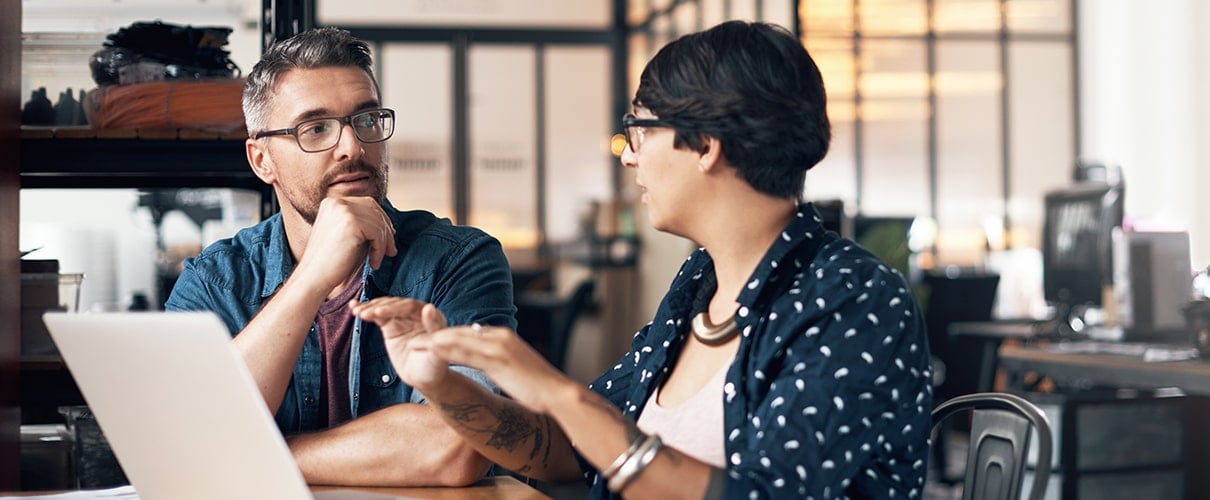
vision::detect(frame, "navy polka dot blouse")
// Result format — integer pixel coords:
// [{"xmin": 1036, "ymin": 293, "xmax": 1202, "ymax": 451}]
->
[{"xmin": 582, "ymin": 203, "xmax": 933, "ymax": 499}]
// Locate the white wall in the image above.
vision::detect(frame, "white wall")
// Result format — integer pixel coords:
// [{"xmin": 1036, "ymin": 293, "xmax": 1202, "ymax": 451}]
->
[{"xmin": 1078, "ymin": 0, "xmax": 1209, "ymax": 270}]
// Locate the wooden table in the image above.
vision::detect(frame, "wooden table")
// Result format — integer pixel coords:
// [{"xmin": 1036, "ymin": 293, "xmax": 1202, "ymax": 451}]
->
[
  {"xmin": 998, "ymin": 342, "xmax": 1210, "ymax": 395},
  {"xmin": 312, "ymin": 477, "xmax": 548, "ymax": 499},
  {"xmin": 3, "ymin": 476, "xmax": 549, "ymax": 499},
  {"xmin": 996, "ymin": 342, "xmax": 1210, "ymax": 499}
]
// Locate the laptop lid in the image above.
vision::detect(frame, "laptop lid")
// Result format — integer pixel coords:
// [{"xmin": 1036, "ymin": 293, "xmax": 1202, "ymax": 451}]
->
[{"xmin": 43, "ymin": 311, "xmax": 313, "ymax": 500}]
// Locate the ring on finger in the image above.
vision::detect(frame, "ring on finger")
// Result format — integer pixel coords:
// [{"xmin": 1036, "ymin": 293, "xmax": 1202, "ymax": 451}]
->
[{"xmin": 471, "ymin": 322, "xmax": 484, "ymax": 336}]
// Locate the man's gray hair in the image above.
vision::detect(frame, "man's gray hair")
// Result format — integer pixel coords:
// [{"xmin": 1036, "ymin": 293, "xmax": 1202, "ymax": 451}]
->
[{"xmin": 242, "ymin": 27, "xmax": 377, "ymax": 132}]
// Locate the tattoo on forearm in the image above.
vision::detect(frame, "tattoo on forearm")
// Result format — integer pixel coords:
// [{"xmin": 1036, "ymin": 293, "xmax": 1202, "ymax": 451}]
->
[
  {"xmin": 440, "ymin": 401, "xmax": 557, "ymax": 471},
  {"xmin": 440, "ymin": 402, "xmax": 534, "ymax": 452},
  {"xmin": 541, "ymin": 415, "xmax": 554, "ymax": 467},
  {"xmin": 527, "ymin": 415, "xmax": 544, "ymax": 460},
  {"xmin": 444, "ymin": 403, "xmax": 485, "ymax": 424},
  {"xmin": 485, "ymin": 406, "xmax": 537, "ymax": 452}
]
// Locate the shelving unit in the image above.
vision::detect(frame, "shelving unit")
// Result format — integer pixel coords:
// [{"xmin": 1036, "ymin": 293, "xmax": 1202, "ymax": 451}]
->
[
  {"xmin": 16, "ymin": 129, "xmax": 276, "ymax": 430},
  {"xmin": 0, "ymin": 0, "xmax": 313, "ymax": 488},
  {"xmin": 19, "ymin": 130, "xmax": 273, "ymax": 214}
]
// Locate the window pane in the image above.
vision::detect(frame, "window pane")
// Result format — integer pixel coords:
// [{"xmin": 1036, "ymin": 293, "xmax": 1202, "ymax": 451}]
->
[
  {"xmin": 806, "ymin": 115, "xmax": 857, "ymax": 207},
  {"xmin": 860, "ymin": 39, "xmax": 928, "ymax": 216},
  {"xmin": 935, "ymin": 0, "xmax": 1000, "ymax": 34},
  {"xmin": 672, "ymin": 2, "xmax": 699, "ymax": 37},
  {"xmin": 700, "ymin": 0, "xmax": 728, "ymax": 28},
  {"xmin": 859, "ymin": 0, "xmax": 927, "ymax": 36},
  {"xmin": 1008, "ymin": 41, "xmax": 1074, "ymax": 250},
  {"xmin": 546, "ymin": 47, "xmax": 612, "ymax": 243},
  {"xmin": 936, "ymin": 40, "xmax": 1003, "ymax": 265},
  {"xmin": 804, "ymin": 35, "xmax": 856, "ymax": 204},
  {"xmin": 627, "ymin": 32, "xmax": 652, "ymax": 97},
  {"xmin": 728, "ymin": 0, "xmax": 758, "ymax": 25},
  {"xmin": 468, "ymin": 45, "xmax": 539, "ymax": 250},
  {"xmin": 801, "ymin": 0, "xmax": 854, "ymax": 36},
  {"xmin": 381, "ymin": 44, "xmax": 453, "ymax": 220},
  {"xmin": 627, "ymin": 0, "xmax": 650, "ymax": 27},
  {"xmin": 761, "ymin": 0, "xmax": 796, "ymax": 29},
  {"xmin": 1007, "ymin": 0, "xmax": 1072, "ymax": 34},
  {"xmin": 318, "ymin": 0, "xmax": 612, "ymax": 28}
]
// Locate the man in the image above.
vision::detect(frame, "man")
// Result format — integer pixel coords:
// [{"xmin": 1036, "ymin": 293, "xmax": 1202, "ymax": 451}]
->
[{"xmin": 166, "ymin": 27, "xmax": 515, "ymax": 487}]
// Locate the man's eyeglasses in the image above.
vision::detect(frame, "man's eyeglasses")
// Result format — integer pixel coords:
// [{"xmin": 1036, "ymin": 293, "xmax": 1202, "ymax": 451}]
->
[
  {"xmin": 252, "ymin": 108, "xmax": 396, "ymax": 153},
  {"xmin": 622, "ymin": 113, "xmax": 673, "ymax": 153}
]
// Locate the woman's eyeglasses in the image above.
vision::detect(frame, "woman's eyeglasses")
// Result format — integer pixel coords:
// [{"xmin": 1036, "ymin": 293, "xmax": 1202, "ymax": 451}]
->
[{"xmin": 622, "ymin": 113, "xmax": 673, "ymax": 153}]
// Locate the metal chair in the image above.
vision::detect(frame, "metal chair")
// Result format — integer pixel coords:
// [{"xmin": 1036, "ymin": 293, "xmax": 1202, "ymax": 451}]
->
[{"xmin": 931, "ymin": 392, "xmax": 1053, "ymax": 500}]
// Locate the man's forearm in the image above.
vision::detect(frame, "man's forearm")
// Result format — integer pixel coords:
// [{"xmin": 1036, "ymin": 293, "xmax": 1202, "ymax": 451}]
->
[
  {"xmin": 288, "ymin": 403, "xmax": 491, "ymax": 487},
  {"xmin": 233, "ymin": 274, "xmax": 328, "ymax": 412}
]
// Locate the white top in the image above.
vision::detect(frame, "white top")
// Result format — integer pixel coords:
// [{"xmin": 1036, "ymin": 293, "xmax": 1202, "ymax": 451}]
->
[{"xmin": 636, "ymin": 362, "xmax": 730, "ymax": 468}]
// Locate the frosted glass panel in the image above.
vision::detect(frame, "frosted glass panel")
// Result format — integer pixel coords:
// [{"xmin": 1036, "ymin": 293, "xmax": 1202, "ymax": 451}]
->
[
  {"xmin": 804, "ymin": 35, "xmax": 856, "ymax": 205},
  {"xmin": 1009, "ymin": 41, "xmax": 1074, "ymax": 249},
  {"xmin": 319, "ymin": 0, "xmax": 611, "ymax": 28},
  {"xmin": 728, "ymin": 0, "xmax": 757, "ymax": 23},
  {"xmin": 627, "ymin": 33, "xmax": 651, "ymax": 95},
  {"xmin": 545, "ymin": 47, "xmax": 612, "ymax": 243},
  {"xmin": 936, "ymin": 41, "xmax": 1002, "ymax": 265},
  {"xmin": 761, "ymin": 0, "xmax": 796, "ymax": 28},
  {"xmin": 1007, "ymin": 0, "xmax": 1072, "ymax": 34},
  {"xmin": 802, "ymin": 0, "xmax": 854, "ymax": 35},
  {"xmin": 381, "ymin": 44, "xmax": 453, "ymax": 220},
  {"xmin": 673, "ymin": 2, "xmax": 699, "ymax": 37},
  {"xmin": 805, "ymin": 118, "xmax": 856, "ymax": 207},
  {"xmin": 468, "ymin": 45, "xmax": 538, "ymax": 250},
  {"xmin": 627, "ymin": 0, "xmax": 651, "ymax": 27},
  {"xmin": 859, "ymin": 0, "xmax": 926, "ymax": 36},
  {"xmin": 860, "ymin": 40, "xmax": 928, "ymax": 216},
  {"xmin": 935, "ymin": 0, "xmax": 999, "ymax": 33},
  {"xmin": 700, "ymin": 0, "xmax": 727, "ymax": 28}
]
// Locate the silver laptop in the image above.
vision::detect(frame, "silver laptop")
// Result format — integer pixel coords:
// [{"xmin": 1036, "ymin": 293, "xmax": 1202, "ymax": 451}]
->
[{"xmin": 42, "ymin": 312, "xmax": 403, "ymax": 500}]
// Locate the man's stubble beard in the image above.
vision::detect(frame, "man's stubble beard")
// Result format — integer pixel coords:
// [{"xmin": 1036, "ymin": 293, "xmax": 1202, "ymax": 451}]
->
[{"xmin": 293, "ymin": 159, "xmax": 389, "ymax": 225}]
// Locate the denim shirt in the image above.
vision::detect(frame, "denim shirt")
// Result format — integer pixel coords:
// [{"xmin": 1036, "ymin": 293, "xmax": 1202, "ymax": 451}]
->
[
  {"xmin": 583, "ymin": 203, "xmax": 932, "ymax": 499},
  {"xmin": 165, "ymin": 201, "xmax": 516, "ymax": 433}
]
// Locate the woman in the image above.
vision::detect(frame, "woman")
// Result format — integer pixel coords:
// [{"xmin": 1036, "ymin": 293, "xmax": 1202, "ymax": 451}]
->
[{"xmin": 352, "ymin": 20, "xmax": 932, "ymax": 499}]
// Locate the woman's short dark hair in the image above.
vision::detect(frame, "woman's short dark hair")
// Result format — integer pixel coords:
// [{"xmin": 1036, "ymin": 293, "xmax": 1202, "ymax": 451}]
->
[
  {"xmin": 635, "ymin": 20, "xmax": 830, "ymax": 198},
  {"xmin": 243, "ymin": 27, "xmax": 377, "ymax": 132}
]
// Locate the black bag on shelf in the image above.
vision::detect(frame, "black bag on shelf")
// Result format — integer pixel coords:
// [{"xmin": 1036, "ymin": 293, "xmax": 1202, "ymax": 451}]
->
[{"xmin": 89, "ymin": 20, "xmax": 241, "ymax": 86}]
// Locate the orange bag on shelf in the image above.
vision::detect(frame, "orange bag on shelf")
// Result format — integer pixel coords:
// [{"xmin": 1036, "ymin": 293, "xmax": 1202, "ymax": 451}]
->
[{"xmin": 83, "ymin": 79, "xmax": 245, "ymax": 133}]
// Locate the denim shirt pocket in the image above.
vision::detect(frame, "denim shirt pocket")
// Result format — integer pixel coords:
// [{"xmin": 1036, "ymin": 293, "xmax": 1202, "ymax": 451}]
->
[{"xmin": 355, "ymin": 335, "xmax": 410, "ymax": 414}]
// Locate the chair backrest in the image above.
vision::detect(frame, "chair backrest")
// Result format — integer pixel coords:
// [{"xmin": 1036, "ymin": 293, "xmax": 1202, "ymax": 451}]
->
[
  {"xmin": 931, "ymin": 392, "xmax": 1053, "ymax": 500},
  {"xmin": 514, "ymin": 278, "xmax": 595, "ymax": 371},
  {"xmin": 547, "ymin": 279, "xmax": 595, "ymax": 370}
]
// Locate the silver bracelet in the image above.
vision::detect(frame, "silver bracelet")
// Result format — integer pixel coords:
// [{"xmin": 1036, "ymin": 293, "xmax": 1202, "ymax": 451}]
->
[
  {"xmin": 602, "ymin": 431, "xmax": 647, "ymax": 479},
  {"xmin": 607, "ymin": 434, "xmax": 663, "ymax": 493}
]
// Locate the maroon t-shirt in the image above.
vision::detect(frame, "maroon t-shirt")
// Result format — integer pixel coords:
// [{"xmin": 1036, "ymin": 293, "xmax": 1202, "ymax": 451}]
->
[{"xmin": 315, "ymin": 280, "xmax": 362, "ymax": 428}]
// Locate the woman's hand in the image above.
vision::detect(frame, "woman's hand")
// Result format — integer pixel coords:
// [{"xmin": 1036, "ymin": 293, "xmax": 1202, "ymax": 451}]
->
[
  {"xmin": 349, "ymin": 297, "xmax": 450, "ymax": 391},
  {"xmin": 417, "ymin": 324, "xmax": 575, "ymax": 416}
]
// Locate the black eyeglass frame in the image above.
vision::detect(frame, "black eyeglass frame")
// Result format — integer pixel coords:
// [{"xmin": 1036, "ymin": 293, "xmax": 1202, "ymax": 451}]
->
[
  {"xmin": 251, "ymin": 108, "xmax": 397, "ymax": 153},
  {"xmin": 622, "ymin": 113, "xmax": 674, "ymax": 153}
]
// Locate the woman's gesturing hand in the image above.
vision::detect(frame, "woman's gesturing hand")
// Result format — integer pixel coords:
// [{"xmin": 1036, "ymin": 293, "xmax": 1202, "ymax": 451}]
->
[
  {"xmin": 416, "ymin": 324, "xmax": 575, "ymax": 415},
  {"xmin": 349, "ymin": 297, "xmax": 450, "ymax": 390}
]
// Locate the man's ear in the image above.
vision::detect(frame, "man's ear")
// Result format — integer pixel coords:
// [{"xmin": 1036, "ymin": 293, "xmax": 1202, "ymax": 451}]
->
[
  {"xmin": 246, "ymin": 138, "xmax": 276, "ymax": 184},
  {"xmin": 698, "ymin": 135, "xmax": 725, "ymax": 172}
]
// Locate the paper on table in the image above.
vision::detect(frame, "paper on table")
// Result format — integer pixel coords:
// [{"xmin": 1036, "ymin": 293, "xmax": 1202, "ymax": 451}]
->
[
  {"xmin": 0, "ymin": 485, "xmax": 138, "ymax": 499},
  {"xmin": 0, "ymin": 486, "xmax": 418, "ymax": 500}
]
